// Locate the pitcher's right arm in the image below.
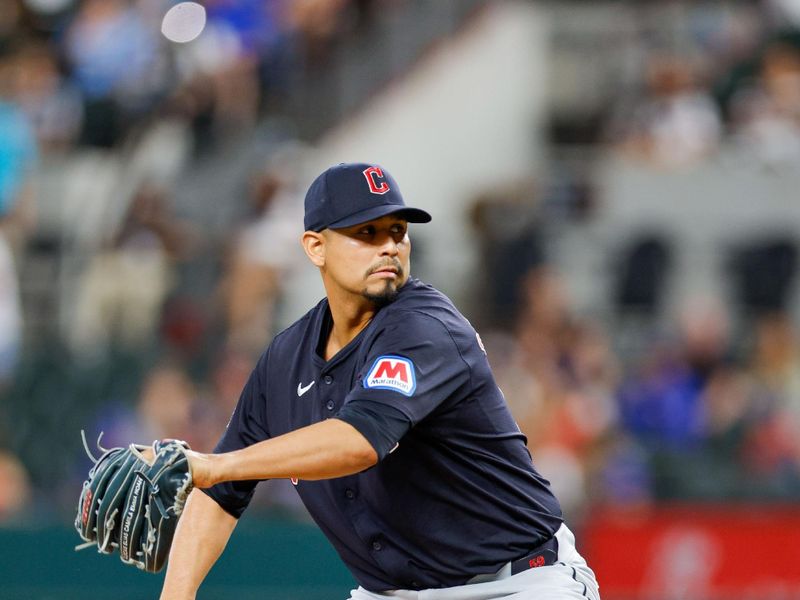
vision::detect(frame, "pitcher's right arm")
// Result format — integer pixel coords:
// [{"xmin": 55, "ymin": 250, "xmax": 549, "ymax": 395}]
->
[{"xmin": 159, "ymin": 489, "xmax": 238, "ymax": 600}]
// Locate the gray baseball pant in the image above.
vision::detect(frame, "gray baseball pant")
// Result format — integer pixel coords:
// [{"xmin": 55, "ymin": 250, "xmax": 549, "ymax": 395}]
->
[{"xmin": 347, "ymin": 524, "xmax": 600, "ymax": 600}]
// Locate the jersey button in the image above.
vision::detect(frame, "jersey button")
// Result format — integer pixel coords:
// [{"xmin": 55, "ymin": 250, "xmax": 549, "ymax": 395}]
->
[
  {"xmin": 372, "ymin": 540, "xmax": 382, "ymax": 551},
  {"xmin": 345, "ymin": 488, "xmax": 355, "ymax": 499},
  {"xmin": 324, "ymin": 375, "xmax": 333, "ymax": 384},
  {"xmin": 326, "ymin": 400, "xmax": 335, "ymax": 411}
]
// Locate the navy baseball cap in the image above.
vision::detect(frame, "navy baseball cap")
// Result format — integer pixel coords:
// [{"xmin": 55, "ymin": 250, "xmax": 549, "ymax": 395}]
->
[{"xmin": 304, "ymin": 163, "xmax": 432, "ymax": 232}]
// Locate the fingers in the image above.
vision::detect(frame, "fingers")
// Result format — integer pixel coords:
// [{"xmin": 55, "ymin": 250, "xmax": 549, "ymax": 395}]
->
[{"xmin": 141, "ymin": 446, "xmax": 156, "ymax": 463}]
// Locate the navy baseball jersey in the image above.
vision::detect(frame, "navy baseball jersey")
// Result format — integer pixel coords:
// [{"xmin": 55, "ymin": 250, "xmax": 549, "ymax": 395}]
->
[{"xmin": 204, "ymin": 278, "xmax": 563, "ymax": 591}]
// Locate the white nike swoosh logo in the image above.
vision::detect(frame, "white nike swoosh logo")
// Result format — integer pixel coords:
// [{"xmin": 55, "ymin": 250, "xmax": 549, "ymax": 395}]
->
[{"xmin": 297, "ymin": 380, "xmax": 315, "ymax": 397}]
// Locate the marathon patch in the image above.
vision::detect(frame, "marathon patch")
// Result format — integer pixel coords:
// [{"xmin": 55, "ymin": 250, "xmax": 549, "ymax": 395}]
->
[{"xmin": 363, "ymin": 356, "xmax": 416, "ymax": 396}]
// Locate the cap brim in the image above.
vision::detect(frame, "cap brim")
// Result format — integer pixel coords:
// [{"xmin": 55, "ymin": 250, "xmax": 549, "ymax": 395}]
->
[{"xmin": 326, "ymin": 205, "xmax": 432, "ymax": 230}]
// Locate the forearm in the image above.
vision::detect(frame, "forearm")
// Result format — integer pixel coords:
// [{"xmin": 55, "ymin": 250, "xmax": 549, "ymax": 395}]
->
[
  {"xmin": 160, "ymin": 489, "xmax": 237, "ymax": 600},
  {"xmin": 190, "ymin": 418, "xmax": 378, "ymax": 488}
]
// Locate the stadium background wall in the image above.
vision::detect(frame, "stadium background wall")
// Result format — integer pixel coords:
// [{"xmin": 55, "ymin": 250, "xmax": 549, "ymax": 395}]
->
[{"xmin": 1, "ymin": 516, "xmax": 355, "ymax": 600}]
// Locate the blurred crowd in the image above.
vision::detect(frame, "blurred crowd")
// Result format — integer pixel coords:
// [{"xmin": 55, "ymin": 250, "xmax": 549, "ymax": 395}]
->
[
  {"xmin": 477, "ymin": 265, "xmax": 800, "ymax": 521},
  {"xmin": 0, "ymin": 0, "xmax": 800, "ymax": 526},
  {"xmin": 0, "ymin": 0, "xmax": 382, "ymax": 153},
  {"xmin": 469, "ymin": 167, "xmax": 800, "ymax": 523},
  {"xmin": 603, "ymin": 0, "xmax": 800, "ymax": 169},
  {"xmin": 474, "ymin": 0, "xmax": 800, "ymax": 522}
]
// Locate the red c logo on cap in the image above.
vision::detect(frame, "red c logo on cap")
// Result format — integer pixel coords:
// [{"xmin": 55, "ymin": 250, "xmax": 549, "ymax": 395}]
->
[{"xmin": 363, "ymin": 166, "xmax": 390, "ymax": 195}]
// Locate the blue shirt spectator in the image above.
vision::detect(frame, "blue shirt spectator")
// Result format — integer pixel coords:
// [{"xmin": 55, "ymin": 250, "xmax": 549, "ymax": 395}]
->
[
  {"xmin": 618, "ymin": 357, "xmax": 707, "ymax": 448},
  {"xmin": 0, "ymin": 100, "xmax": 36, "ymax": 217},
  {"xmin": 64, "ymin": 0, "xmax": 158, "ymax": 100}
]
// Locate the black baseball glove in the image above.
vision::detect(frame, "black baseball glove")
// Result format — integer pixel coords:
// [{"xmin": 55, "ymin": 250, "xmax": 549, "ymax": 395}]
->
[{"xmin": 75, "ymin": 433, "xmax": 194, "ymax": 573}]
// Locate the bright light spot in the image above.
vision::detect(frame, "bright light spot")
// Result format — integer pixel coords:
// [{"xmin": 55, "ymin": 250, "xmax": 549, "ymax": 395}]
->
[{"xmin": 161, "ymin": 2, "xmax": 207, "ymax": 44}]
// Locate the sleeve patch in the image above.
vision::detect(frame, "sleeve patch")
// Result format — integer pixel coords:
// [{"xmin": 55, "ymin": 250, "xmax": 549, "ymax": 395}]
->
[{"xmin": 363, "ymin": 355, "xmax": 416, "ymax": 396}]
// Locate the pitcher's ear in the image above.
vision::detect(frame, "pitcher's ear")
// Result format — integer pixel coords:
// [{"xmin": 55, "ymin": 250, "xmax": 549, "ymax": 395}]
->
[{"xmin": 301, "ymin": 230, "xmax": 325, "ymax": 267}]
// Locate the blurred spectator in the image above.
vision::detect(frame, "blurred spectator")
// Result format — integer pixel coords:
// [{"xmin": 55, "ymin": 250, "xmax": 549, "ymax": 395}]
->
[
  {"xmin": 609, "ymin": 53, "xmax": 722, "ymax": 169},
  {"xmin": 201, "ymin": 0, "xmax": 267, "ymax": 132},
  {"xmin": 0, "ymin": 40, "xmax": 37, "ymax": 229},
  {"xmin": 219, "ymin": 146, "xmax": 305, "ymax": 355},
  {"xmin": 93, "ymin": 362, "xmax": 206, "ymax": 449},
  {"xmin": 63, "ymin": 0, "xmax": 163, "ymax": 147},
  {"xmin": 0, "ymin": 41, "xmax": 38, "ymax": 385},
  {"xmin": 729, "ymin": 42, "xmax": 800, "ymax": 166},
  {"xmin": 0, "ymin": 449, "xmax": 31, "ymax": 523},
  {"xmin": 70, "ymin": 183, "xmax": 194, "ymax": 358},
  {"xmin": 750, "ymin": 312, "xmax": 800, "ymax": 407},
  {"xmin": 741, "ymin": 408, "xmax": 800, "ymax": 491},
  {"xmin": 286, "ymin": 0, "xmax": 350, "ymax": 70},
  {"xmin": 696, "ymin": 366, "xmax": 765, "ymax": 499},
  {"xmin": 701, "ymin": 366, "xmax": 756, "ymax": 447},
  {"xmin": 741, "ymin": 313, "xmax": 800, "ymax": 487},
  {"xmin": 617, "ymin": 297, "xmax": 731, "ymax": 449},
  {"xmin": 11, "ymin": 39, "xmax": 82, "ymax": 151}
]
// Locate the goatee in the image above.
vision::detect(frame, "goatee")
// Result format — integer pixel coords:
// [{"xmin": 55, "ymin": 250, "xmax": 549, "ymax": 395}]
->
[
  {"xmin": 362, "ymin": 282, "xmax": 400, "ymax": 308},
  {"xmin": 363, "ymin": 259, "xmax": 404, "ymax": 308}
]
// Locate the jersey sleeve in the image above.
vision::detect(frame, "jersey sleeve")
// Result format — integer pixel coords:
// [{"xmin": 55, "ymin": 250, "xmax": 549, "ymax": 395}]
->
[
  {"xmin": 336, "ymin": 311, "xmax": 470, "ymax": 458},
  {"xmin": 201, "ymin": 348, "xmax": 271, "ymax": 518}
]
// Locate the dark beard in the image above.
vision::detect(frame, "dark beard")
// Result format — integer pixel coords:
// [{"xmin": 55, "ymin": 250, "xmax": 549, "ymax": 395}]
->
[
  {"xmin": 362, "ymin": 281, "xmax": 400, "ymax": 308},
  {"xmin": 362, "ymin": 259, "xmax": 404, "ymax": 308}
]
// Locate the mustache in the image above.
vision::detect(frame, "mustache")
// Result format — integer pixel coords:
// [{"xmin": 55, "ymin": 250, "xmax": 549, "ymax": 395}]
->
[{"xmin": 365, "ymin": 259, "xmax": 404, "ymax": 278}]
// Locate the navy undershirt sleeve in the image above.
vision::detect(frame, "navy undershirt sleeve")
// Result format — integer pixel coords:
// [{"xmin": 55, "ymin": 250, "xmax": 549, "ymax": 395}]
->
[{"xmin": 335, "ymin": 399, "xmax": 412, "ymax": 460}]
